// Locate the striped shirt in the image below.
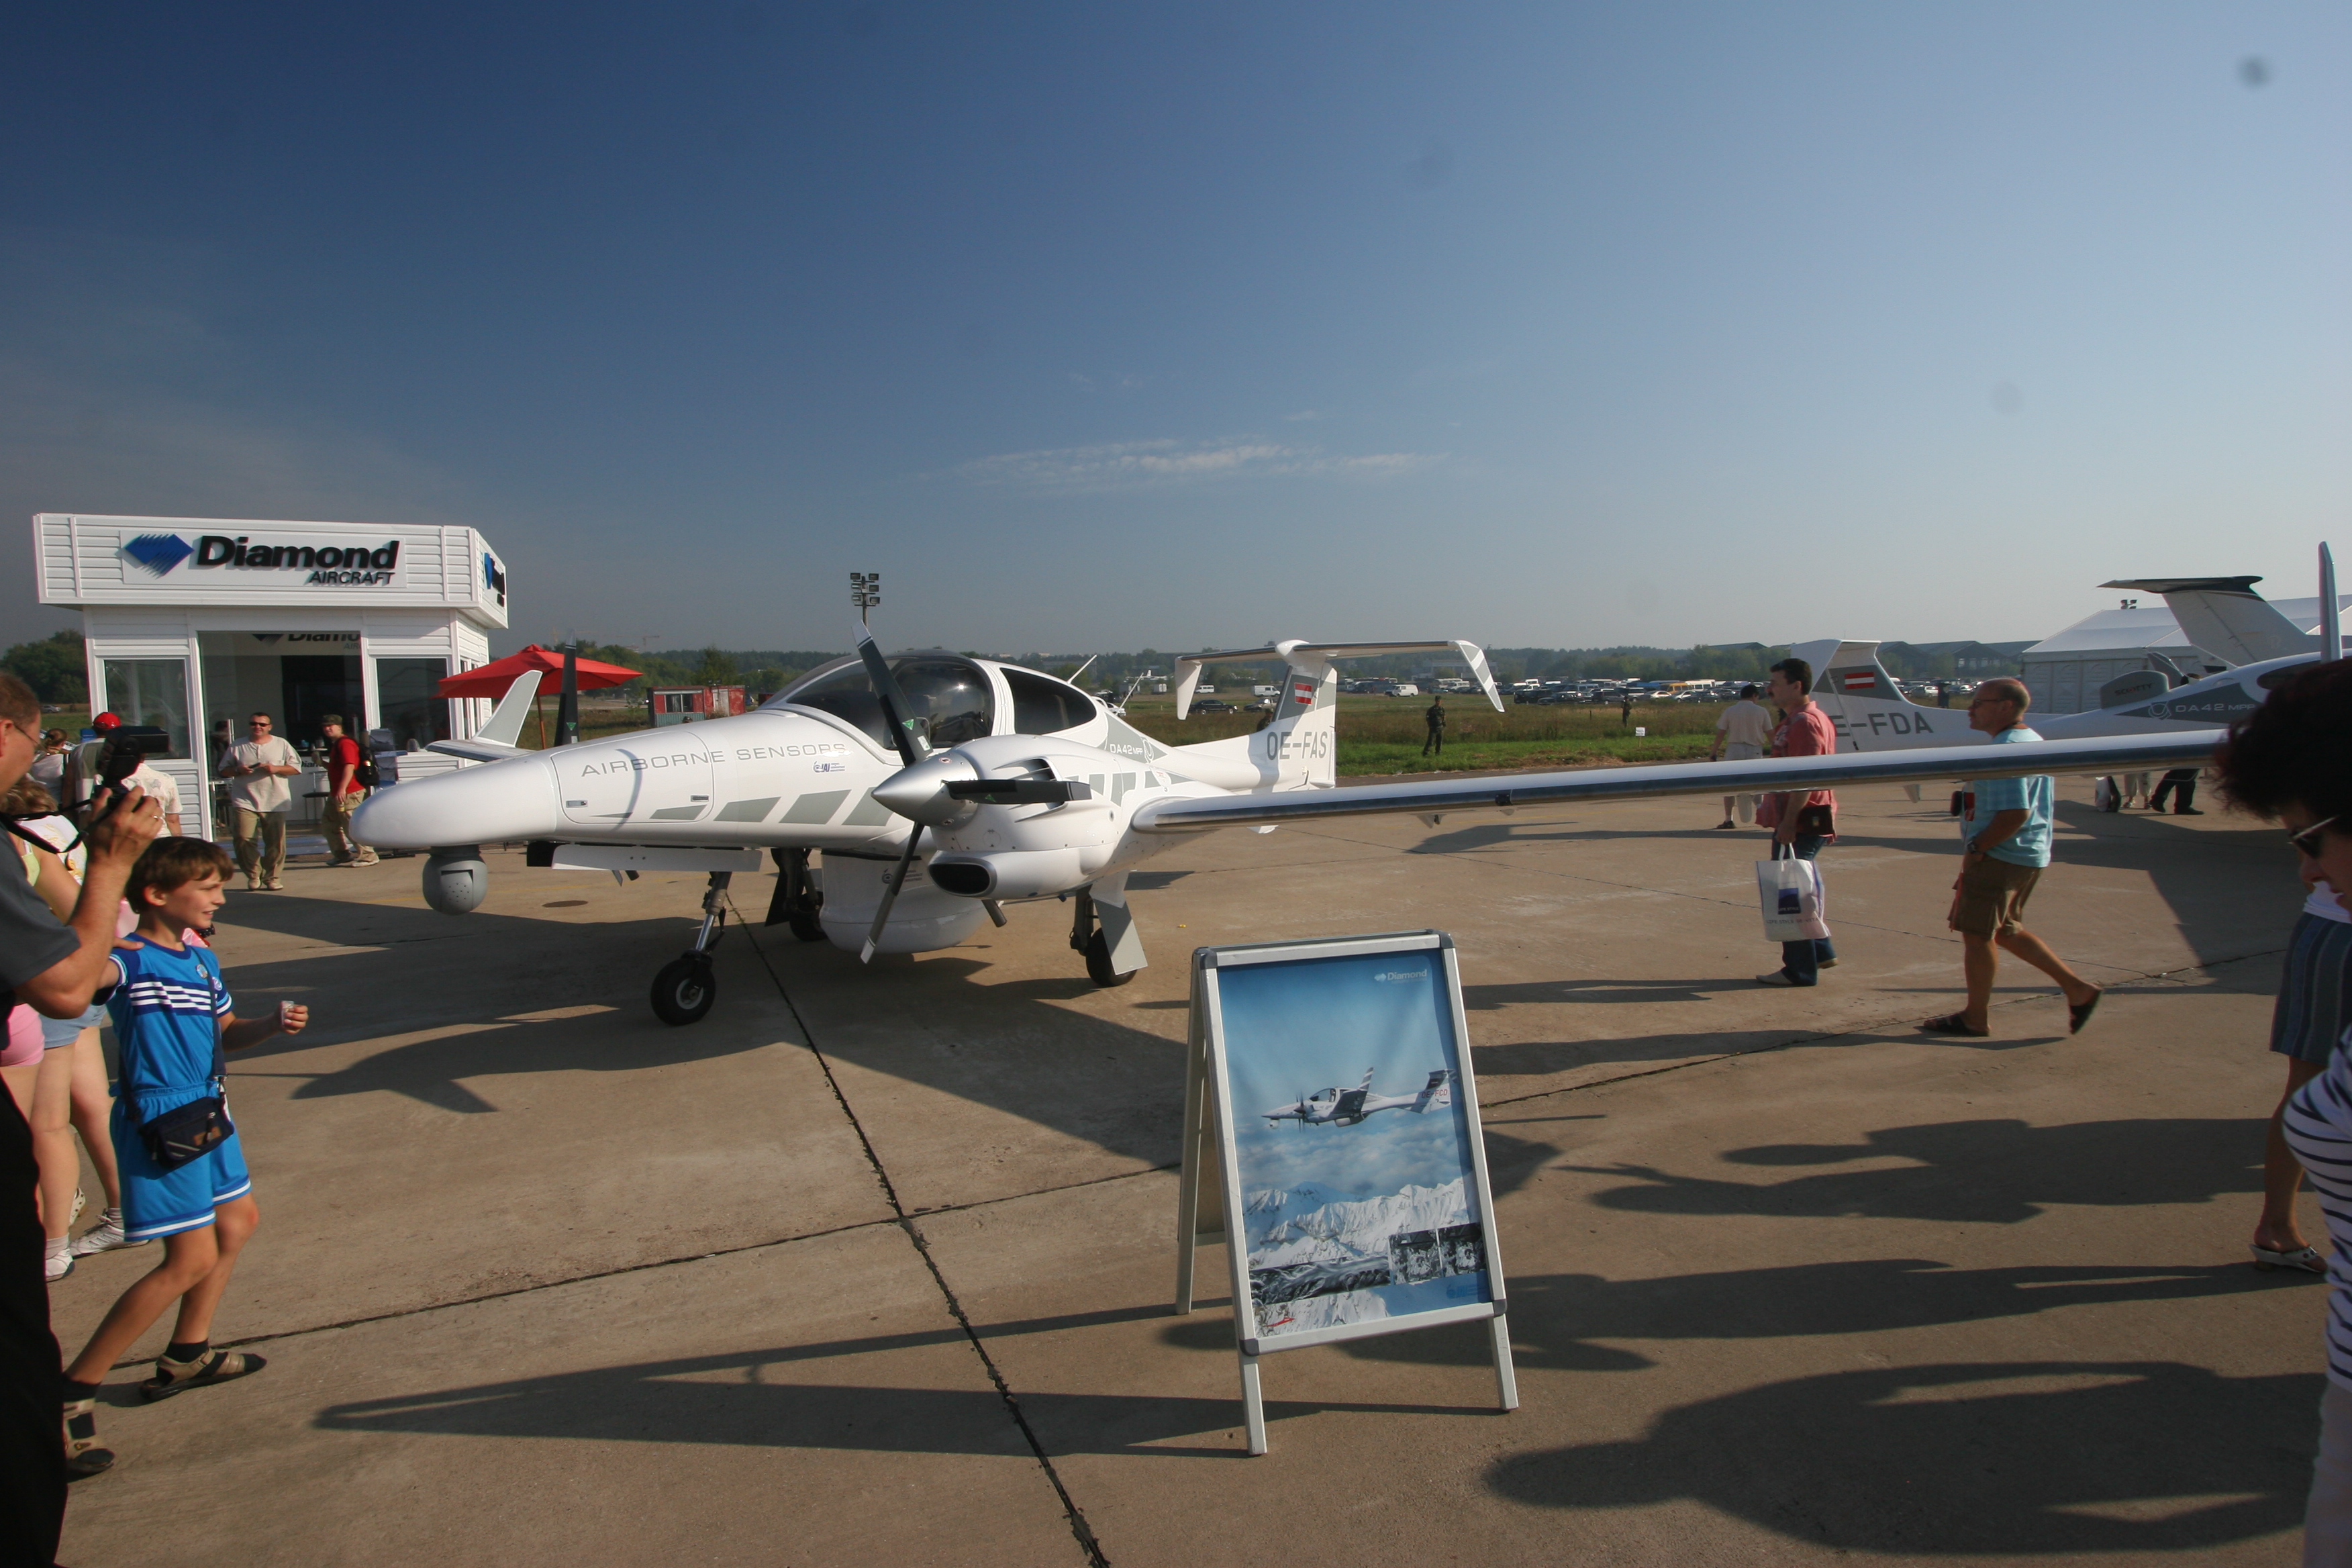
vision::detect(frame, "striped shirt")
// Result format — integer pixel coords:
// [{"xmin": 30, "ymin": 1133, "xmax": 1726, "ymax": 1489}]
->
[
  {"xmin": 2283, "ymin": 1032, "xmax": 2352, "ymax": 1391},
  {"xmin": 105, "ymin": 938, "xmax": 232, "ymax": 1120}
]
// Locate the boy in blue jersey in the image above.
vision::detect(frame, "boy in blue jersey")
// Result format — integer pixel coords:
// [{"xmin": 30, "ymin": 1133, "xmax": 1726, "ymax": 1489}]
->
[
  {"xmin": 1921, "ymin": 679, "xmax": 2102, "ymax": 1038},
  {"xmin": 58, "ymin": 838, "xmax": 307, "ymax": 1478}
]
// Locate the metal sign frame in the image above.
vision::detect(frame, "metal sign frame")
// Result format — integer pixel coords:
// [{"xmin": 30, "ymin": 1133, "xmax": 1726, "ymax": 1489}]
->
[{"xmin": 1173, "ymin": 929, "xmax": 1517, "ymax": 1454}]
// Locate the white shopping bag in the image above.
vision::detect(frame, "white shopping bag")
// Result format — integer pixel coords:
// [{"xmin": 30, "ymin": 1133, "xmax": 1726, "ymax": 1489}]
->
[{"xmin": 1757, "ymin": 856, "xmax": 1832, "ymax": 943}]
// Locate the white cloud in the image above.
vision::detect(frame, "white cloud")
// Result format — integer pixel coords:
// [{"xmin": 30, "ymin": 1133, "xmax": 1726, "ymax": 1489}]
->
[{"xmin": 954, "ymin": 437, "xmax": 1442, "ymax": 491}]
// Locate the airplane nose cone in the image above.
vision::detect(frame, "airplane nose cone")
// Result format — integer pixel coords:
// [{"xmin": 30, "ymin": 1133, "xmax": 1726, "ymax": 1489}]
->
[
  {"xmin": 351, "ymin": 755, "xmax": 562, "ymax": 848},
  {"xmin": 872, "ymin": 753, "xmax": 978, "ymax": 824}
]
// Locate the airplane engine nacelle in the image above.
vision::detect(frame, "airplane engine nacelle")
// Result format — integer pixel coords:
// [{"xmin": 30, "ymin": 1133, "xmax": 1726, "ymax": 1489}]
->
[
  {"xmin": 816, "ymin": 854, "xmax": 989, "ymax": 954},
  {"xmin": 924, "ymin": 848, "xmax": 1086, "ymax": 901},
  {"xmin": 423, "ymin": 847, "xmax": 489, "ymax": 915}
]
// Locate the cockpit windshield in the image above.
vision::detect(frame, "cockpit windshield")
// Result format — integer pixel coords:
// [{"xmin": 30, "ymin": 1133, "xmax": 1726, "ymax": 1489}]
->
[{"xmin": 766, "ymin": 654, "xmax": 995, "ymax": 751}]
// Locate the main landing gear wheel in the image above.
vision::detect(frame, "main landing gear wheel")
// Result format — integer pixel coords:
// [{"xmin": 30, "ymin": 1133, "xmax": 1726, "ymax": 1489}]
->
[
  {"xmin": 651, "ymin": 954, "xmax": 716, "ymax": 1026},
  {"xmin": 1085, "ymin": 929, "xmax": 1135, "ymax": 987},
  {"xmin": 768, "ymin": 848, "xmax": 827, "ymax": 942},
  {"xmin": 652, "ymin": 871, "xmax": 733, "ymax": 1026}
]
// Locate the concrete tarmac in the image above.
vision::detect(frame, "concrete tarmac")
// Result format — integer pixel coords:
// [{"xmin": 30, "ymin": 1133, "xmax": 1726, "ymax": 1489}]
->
[{"xmin": 48, "ymin": 782, "xmax": 2321, "ymax": 1565}]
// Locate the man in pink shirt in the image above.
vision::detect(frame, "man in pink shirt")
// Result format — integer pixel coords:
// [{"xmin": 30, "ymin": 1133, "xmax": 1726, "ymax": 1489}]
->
[{"xmin": 1758, "ymin": 656, "xmax": 1839, "ymax": 987}]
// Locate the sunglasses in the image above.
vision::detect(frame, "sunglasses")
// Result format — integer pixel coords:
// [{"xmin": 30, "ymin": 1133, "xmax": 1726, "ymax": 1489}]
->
[{"xmin": 2291, "ymin": 817, "xmax": 2338, "ymax": 859}]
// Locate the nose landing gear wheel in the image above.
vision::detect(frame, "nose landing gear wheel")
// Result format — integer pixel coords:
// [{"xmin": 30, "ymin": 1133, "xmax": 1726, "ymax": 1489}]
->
[
  {"xmin": 1084, "ymin": 929, "xmax": 1135, "ymax": 987},
  {"xmin": 652, "ymin": 954, "xmax": 716, "ymax": 1026}
]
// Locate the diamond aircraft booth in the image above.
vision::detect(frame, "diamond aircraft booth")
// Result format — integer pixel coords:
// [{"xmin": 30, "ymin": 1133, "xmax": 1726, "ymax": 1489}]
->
[{"xmin": 32, "ymin": 512, "xmax": 511, "ymax": 832}]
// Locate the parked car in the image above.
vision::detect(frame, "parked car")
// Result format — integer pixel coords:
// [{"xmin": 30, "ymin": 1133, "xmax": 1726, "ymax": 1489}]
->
[{"xmin": 1193, "ymin": 698, "xmax": 1238, "ymax": 714}]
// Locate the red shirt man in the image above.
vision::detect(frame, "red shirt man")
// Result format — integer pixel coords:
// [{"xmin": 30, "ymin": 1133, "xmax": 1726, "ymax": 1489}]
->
[{"xmin": 317, "ymin": 716, "xmax": 377, "ymax": 868}]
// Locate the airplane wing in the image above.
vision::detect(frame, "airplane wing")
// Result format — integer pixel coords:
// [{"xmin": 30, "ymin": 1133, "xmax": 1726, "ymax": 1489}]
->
[
  {"xmin": 1132, "ymin": 730, "xmax": 2222, "ymax": 834},
  {"xmin": 426, "ymin": 671, "xmax": 542, "ymax": 764}
]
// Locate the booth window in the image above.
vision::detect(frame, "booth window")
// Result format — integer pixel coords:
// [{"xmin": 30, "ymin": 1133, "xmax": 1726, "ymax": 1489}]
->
[
  {"xmin": 376, "ymin": 658, "xmax": 452, "ymax": 749},
  {"xmin": 101, "ymin": 660, "xmax": 191, "ymax": 758}
]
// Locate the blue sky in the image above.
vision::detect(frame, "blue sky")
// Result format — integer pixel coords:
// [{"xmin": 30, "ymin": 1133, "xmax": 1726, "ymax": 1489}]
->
[
  {"xmin": 3, "ymin": 3, "xmax": 2345, "ymax": 655},
  {"xmin": 1220, "ymin": 948, "xmax": 1473, "ymax": 1199}
]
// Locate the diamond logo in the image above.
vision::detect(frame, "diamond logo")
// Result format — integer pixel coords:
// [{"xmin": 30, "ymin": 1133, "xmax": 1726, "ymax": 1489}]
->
[{"xmin": 122, "ymin": 532, "xmax": 194, "ymax": 575}]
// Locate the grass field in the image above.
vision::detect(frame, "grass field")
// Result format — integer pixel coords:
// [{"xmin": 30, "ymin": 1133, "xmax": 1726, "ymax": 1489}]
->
[{"xmin": 1116, "ymin": 693, "xmax": 1728, "ymax": 774}]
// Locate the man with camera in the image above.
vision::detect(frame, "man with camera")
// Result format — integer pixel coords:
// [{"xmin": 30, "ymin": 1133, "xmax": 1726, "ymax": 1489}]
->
[
  {"xmin": 63, "ymin": 714, "xmax": 182, "ymax": 836},
  {"xmin": 218, "ymin": 713, "xmax": 300, "ymax": 891},
  {"xmin": 0, "ymin": 673, "xmax": 164, "ymax": 1559}
]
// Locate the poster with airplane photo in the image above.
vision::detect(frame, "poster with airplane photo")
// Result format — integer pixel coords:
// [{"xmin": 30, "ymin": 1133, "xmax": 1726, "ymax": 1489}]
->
[{"xmin": 1204, "ymin": 932, "xmax": 1504, "ymax": 1349}]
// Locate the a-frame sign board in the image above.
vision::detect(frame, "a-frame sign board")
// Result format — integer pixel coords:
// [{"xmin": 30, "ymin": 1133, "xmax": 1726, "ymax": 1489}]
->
[{"xmin": 1174, "ymin": 930, "xmax": 1517, "ymax": 1455}]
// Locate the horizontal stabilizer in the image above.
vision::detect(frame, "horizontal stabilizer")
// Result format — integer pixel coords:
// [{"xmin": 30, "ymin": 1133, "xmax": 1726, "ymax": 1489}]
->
[
  {"xmin": 427, "ymin": 737, "xmax": 529, "ymax": 763},
  {"xmin": 1173, "ymin": 639, "xmax": 1502, "ymax": 718},
  {"xmin": 2101, "ymin": 577, "xmax": 2314, "ymax": 667}
]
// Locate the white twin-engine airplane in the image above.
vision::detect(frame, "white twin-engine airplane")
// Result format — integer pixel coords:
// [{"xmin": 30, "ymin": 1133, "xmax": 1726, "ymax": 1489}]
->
[
  {"xmin": 1265, "ymin": 1069, "xmax": 1455, "ymax": 1128},
  {"xmin": 1798, "ymin": 561, "xmax": 2343, "ymax": 756},
  {"xmin": 354, "ymin": 629, "xmax": 2223, "ymax": 1028}
]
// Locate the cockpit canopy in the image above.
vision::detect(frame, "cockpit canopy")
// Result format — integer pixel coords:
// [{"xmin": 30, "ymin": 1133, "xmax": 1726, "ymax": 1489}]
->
[{"xmin": 768, "ymin": 653, "xmax": 996, "ymax": 751}]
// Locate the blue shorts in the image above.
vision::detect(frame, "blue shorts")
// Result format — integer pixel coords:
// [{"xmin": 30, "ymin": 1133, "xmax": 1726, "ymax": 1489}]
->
[
  {"xmin": 112, "ymin": 1101, "xmax": 252, "ymax": 1242},
  {"xmin": 40, "ymin": 999, "xmax": 107, "ymax": 1050}
]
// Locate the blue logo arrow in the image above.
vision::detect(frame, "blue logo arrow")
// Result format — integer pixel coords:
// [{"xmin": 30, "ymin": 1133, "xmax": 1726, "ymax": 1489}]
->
[{"xmin": 122, "ymin": 533, "xmax": 194, "ymax": 575}]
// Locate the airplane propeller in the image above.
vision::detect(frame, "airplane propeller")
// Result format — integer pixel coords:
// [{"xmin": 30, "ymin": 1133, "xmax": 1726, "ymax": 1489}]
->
[{"xmin": 856, "ymin": 626, "xmax": 934, "ymax": 963}]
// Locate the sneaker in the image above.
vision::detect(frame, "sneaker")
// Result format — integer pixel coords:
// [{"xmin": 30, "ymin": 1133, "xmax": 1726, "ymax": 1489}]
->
[
  {"xmin": 1820, "ymin": 958, "xmax": 1839, "ymax": 969},
  {"xmin": 350, "ymin": 854, "xmax": 379, "ymax": 866},
  {"xmin": 44, "ymin": 1239, "xmax": 72, "ymax": 1282},
  {"xmin": 246, "ymin": 876, "xmax": 261, "ymax": 891},
  {"xmin": 70, "ymin": 1208, "xmax": 148, "ymax": 1256},
  {"xmin": 265, "ymin": 879, "xmax": 285, "ymax": 891},
  {"xmin": 1757, "ymin": 971, "xmax": 1802, "ymax": 987},
  {"xmin": 1715, "ymin": 820, "xmax": 1736, "ymax": 830}
]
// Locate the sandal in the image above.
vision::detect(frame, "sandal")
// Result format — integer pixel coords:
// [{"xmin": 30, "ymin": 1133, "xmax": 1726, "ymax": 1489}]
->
[
  {"xmin": 1920, "ymin": 1012, "xmax": 1990, "ymax": 1037},
  {"xmin": 2251, "ymin": 1243, "xmax": 2327, "ymax": 1274},
  {"xmin": 2069, "ymin": 989, "xmax": 2103, "ymax": 1035},
  {"xmin": 140, "ymin": 1346, "xmax": 266, "ymax": 1403},
  {"xmin": 62, "ymin": 1396, "xmax": 114, "ymax": 1479}
]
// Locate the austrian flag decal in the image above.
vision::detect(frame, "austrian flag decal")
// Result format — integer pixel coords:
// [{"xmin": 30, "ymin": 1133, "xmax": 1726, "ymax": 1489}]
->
[
  {"xmin": 1292, "ymin": 681, "xmax": 1316, "ymax": 705},
  {"xmin": 1841, "ymin": 672, "xmax": 1877, "ymax": 692}
]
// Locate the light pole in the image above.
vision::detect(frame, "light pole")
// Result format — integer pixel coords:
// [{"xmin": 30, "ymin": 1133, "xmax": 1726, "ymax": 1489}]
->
[{"xmin": 850, "ymin": 572, "xmax": 881, "ymax": 625}]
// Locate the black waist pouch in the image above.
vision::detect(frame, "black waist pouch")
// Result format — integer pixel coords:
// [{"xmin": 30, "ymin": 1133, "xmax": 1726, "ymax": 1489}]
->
[{"xmin": 138, "ymin": 1095, "xmax": 233, "ymax": 1173}]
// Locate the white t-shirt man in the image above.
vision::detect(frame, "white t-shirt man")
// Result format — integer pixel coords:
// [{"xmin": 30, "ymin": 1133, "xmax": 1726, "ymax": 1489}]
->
[
  {"xmin": 1716, "ymin": 698, "xmax": 1775, "ymax": 756},
  {"xmin": 222, "ymin": 734, "xmax": 301, "ymax": 814}
]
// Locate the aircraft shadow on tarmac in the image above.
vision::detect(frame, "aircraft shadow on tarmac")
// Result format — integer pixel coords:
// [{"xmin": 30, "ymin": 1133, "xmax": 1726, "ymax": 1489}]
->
[
  {"xmin": 1157, "ymin": 1255, "xmax": 2299, "ymax": 1374},
  {"xmin": 1486, "ymin": 1359, "xmax": 2314, "ymax": 1554},
  {"xmin": 1565, "ymin": 1116, "xmax": 2265, "ymax": 1225},
  {"xmin": 208, "ymin": 893, "xmax": 785, "ymax": 1113}
]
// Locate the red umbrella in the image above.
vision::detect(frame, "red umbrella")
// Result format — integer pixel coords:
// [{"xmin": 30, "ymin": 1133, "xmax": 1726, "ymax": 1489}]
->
[{"xmin": 437, "ymin": 644, "xmax": 641, "ymax": 699}]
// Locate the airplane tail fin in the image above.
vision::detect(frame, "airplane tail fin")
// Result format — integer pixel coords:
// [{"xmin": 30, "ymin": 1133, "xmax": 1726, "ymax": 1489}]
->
[
  {"xmin": 1413, "ymin": 1069, "xmax": 1454, "ymax": 1112},
  {"xmin": 2102, "ymin": 577, "xmax": 2315, "ymax": 667},
  {"xmin": 1164, "ymin": 639, "xmax": 1502, "ymax": 789},
  {"xmin": 1790, "ymin": 639, "xmax": 1981, "ymax": 753}
]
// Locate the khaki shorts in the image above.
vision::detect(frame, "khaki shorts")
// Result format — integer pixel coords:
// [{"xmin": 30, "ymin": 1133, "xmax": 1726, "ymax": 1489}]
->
[{"xmin": 1953, "ymin": 855, "xmax": 2042, "ymax": 938}]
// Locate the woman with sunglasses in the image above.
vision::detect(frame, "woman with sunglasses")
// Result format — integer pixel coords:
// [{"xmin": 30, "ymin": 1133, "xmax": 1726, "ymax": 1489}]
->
[{"xmin": 2216, "ymin": 658, "xmax": 2352, "ymax": 1562}]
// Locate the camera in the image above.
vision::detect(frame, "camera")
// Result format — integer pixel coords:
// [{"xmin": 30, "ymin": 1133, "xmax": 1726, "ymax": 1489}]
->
[{"xmin": 85, "ymin": 726, "xmax": 170, "ymax": 822}]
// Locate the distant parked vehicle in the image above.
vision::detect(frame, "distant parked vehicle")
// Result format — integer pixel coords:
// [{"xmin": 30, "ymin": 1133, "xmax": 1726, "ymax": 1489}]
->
[{"xmin": 1193, "ymin": 698, "xmax": 1238, "ymax": 714}]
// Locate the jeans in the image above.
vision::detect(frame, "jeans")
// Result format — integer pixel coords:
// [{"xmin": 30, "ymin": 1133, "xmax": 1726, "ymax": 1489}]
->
[{"xmin": 1775, "ymin": 834, "xmax": 1836, "ymax": 984}]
